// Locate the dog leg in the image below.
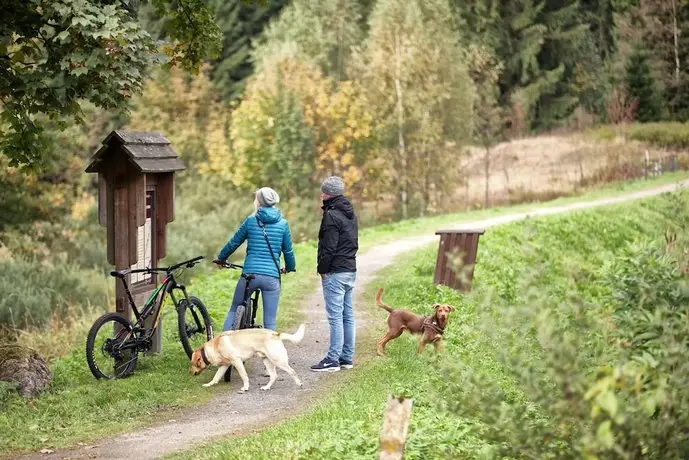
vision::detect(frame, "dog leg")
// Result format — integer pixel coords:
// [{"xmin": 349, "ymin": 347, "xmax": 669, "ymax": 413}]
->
[
  {"xmin": 433, "ymin": 339, "xmax": 444, "ymax": 353},
  {"xmin": 232, "ymin": 360, "xmax": 251, "ymax": 393},
  {"xmin": 273, "ymin": 358, "xmax": 303, "ymax": 388},
  {"xmin": 416, "ymin": 338, "xmax": 429, "ymax": 354},
  {"xmin": 261, "ymin": 358, "xmax": 277, "ymax": 391},
  {"xmin": 377, "ymin": 329, "xmax": 403, "ymax": 357},
  {"xmin": 203, "ymin": 365, "xmax": 229, "ymax": 387}
]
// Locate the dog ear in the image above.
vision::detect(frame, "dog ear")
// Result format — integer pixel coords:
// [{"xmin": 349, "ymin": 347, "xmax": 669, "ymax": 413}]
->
[
  {"xmin": 447, "ymin": 305, "xmax": 456, "ymax": 312},
  {"xmin": 433, "ymin": 303, "xmax": 440, "ymax": 310}
]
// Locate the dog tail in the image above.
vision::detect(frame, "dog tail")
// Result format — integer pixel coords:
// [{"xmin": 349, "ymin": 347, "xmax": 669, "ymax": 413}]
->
[
  {"xmin": 376, "ymin": 288, "xmax": 394, "ymax": 313},
  {"xmin": 278, "ymin": 323, "xmax": 305, "ymax": 344}
]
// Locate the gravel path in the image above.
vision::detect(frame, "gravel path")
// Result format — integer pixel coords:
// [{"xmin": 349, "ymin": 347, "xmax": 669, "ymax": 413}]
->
[{"xmin": 23, "ymin": 179, "xmax": 688, "ymax": 460}]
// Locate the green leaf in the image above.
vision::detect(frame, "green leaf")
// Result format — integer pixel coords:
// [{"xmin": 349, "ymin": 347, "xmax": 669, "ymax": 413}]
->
[
  {"xmin": 70, "ymin": 67, "xmax": 89, "ymax": 76},
  {"xmin": 56, "ymin": 30, "xmax": 70, "ymax": 42},
  {"xmin": 596, "ymin": 420, "xmax": 614, "ymax": 449},
  {"xmin": 596, "ymin": 391, "xmax": 618, "ymax": 418}
]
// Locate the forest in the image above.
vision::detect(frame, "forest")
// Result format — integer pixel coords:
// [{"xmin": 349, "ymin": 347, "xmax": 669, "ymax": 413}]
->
[{"xmin": 1, "ymin": 0, "xmax": 688, "ymax": 332}]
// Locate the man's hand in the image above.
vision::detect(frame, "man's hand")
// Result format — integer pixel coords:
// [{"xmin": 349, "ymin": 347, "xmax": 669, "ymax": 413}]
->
[{"xmin": 212, "ymin": 259, "xmax": 225, "ymax": 266}]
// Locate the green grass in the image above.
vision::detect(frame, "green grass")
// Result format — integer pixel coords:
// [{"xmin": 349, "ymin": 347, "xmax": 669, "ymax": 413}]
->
[
  {"xmin": 166, "ymin": 190, "xmax": 689, "ymax": 459},
  {"xmin": 0, "ymin": 244, "xmax": 318, "ymax": 455},
  {"xmin": 0, "ymin": 172, "xmax": 686, "ymax": 456}
]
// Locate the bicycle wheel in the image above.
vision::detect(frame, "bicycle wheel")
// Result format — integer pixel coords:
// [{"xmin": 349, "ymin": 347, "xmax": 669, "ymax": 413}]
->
[
  {"xmin": 86, "ymin": 312, "xmax": 139, "ymax": 380},
  {"xmin": 178, "ymin": 296, "xmax": 214, "ymax": 359}
]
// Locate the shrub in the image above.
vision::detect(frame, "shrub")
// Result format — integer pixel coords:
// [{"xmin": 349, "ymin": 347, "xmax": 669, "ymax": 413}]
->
[
  {"xmin": 0, "ymin": 256, "xmax": 110, "ymax": 330},
  {"xmin": 627, "ymin": 122, "xmax": 689, "ymax": 149},
  {"xmin": 443, "ymin": 191, "xmax": 689, "ymax": 458}
]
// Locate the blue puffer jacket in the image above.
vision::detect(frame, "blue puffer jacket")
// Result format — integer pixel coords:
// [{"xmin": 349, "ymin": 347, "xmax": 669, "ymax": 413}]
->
[{"xmin": 217, "ymin": 207, "xmax": 296, "ymax": 279}]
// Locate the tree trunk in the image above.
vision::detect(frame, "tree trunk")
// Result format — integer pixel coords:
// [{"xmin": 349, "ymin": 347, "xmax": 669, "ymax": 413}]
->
[
  {"xmin": 335, "ymin": 0, "xmax": 347, "ymax": 81},
  {"xmin": 484, "ymin": 145, "xmax": 491, "ymax": 208},
  {"xmin": 421, "ymin": 111, "xmax": 430, "ymax": 217},
  {"xmin": 672, "ymin": 0, "xmax": 680, "ymax": 85},
  {"xmin": 394, "ymin": 29, "xmax": 408, "ymax": 220}
]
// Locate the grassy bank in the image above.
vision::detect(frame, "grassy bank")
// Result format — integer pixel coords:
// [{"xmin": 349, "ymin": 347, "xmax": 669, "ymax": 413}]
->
[
  {"xmin": 1, "ymin": 174, "xmax": 687, "ymax": 456},
  {"xmin": 167, "ymin": 189, "xmax": 689, "ymax": 459}
]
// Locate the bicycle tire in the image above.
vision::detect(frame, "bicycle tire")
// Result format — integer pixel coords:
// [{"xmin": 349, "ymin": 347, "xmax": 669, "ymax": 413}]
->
[
  {"xmin": 232, "ymin": 304, "xmax": 246, "ymax": 330},
  {"xmin": 86, "ymin": 312, "xmax": 138, "ymax": 380},
  {"xmin": 178, "ymin": 296, "xmax": 214, "ymax": 359}
]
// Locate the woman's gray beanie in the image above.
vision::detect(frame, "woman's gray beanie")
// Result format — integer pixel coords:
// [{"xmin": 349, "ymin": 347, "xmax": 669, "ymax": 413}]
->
[{"xmin": 256, "ymin": 187, "xmax": 280, "ymax": 207}]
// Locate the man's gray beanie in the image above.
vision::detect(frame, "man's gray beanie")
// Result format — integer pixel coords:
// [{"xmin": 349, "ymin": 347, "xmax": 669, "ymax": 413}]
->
[
  {"xmin": 256, "ymin": 187, "xmax": 280, "ymax": 207},
  {"xmin": 321, "ymin": 176, "xmax": 345, "ymax": 196}
]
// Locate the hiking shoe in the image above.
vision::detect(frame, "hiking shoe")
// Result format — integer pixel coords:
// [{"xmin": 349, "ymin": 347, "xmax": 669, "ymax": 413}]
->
[
  {"xmin": 339, "ymin": 359, "xmax": 353, "ymax": 370},
  {"xmin": 310, "ymin": 358, "xmax": 340, "ymax": 372}
]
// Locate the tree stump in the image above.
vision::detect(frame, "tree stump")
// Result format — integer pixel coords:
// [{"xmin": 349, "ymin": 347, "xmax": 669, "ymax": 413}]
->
[
  {"xmin": 0, "ymin": 344, "xmax": 52, "ymax": 397},
  {"xmin": 379, "ymin": 396, "xmax": 413, "ymax": 460}
]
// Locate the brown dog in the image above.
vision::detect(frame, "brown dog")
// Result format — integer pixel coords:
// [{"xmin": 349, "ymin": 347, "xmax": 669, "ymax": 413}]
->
[{"xmin": 375, "ymin": 288, "xmax": 455, "ymax": 356}]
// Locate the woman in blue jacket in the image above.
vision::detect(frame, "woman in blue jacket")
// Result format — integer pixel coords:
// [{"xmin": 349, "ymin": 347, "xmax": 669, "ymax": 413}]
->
[{"xmin": 215, "ymin": 187, "xmax": 296, "ymax": 332}]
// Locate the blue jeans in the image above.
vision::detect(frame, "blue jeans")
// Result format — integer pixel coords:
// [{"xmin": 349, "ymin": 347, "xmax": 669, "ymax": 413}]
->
[
  {"xmin": 223, "ymin": 274, "xmax": 281, "ymax": 331},
  {"xmin": 322, "ymin": 272, "xmax": 356, "ymax": 362}
]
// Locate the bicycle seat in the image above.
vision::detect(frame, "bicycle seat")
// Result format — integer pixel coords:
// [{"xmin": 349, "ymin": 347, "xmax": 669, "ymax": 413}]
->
[{"xmin": 110, "ymin": 269, "xmax": 131, "ymax": 278}]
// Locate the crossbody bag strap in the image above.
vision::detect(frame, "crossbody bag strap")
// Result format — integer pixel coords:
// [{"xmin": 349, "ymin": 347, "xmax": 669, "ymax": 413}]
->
[{"xmin": 255, "ymin": 216, "xmax": 282, "ymax": 284}]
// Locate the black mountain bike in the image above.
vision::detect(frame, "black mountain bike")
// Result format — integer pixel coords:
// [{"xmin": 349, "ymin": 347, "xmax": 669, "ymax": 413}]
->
[
  {"xmin": 213, "ymin": 260, "xmax": 286, "ymax": 381},
  {"xmin": 86, "ymin": 256, "xmax": 213, "ymax": 380},
  {"xmin": 214, "ymin": 260, "xmax": 263, "ymax": 331}
]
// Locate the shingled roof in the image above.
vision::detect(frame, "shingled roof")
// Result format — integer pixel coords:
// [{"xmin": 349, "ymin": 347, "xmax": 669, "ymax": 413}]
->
[{"xmin": 85, "ymin": 130, "xmax": 185, "ymax": 173}]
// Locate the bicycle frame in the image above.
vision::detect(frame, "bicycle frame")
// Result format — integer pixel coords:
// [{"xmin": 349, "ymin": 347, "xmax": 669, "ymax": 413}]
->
[
  {"xmin": 239, "ymin": 275, "xmax": 261, "ymax": 328},
  {"xmin": 111, "ymin": 255, "xmax": 205, "ymax": 346},
  {"xmin": 116, "ymin": 272, "xmax": 193, "ymax": 340}
]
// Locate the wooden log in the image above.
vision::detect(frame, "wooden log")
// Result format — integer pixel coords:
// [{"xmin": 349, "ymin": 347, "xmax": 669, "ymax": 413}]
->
[
  {"xmin": 379, "ymin": 396, "xmax": 413, "ymax": 460},
  {"xmin": 157, "ymin": 173, "xmax": 175, "ymax": 223},
  {"xmin": 114, "ymin": 157, "xmax": 131, "ymax": 320},
  {"xmin": 98, "ymin": 173, "xmax": 107, "ymax": 226},
  {"xmin": 127, "ymin": 164, "xmax": 139, "ymax": 267}
]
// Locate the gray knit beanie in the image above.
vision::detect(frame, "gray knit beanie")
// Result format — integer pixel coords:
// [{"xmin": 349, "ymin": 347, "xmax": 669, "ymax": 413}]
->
[
  {"xmin": 320, "ymin": 176, "xmax": 345, "ymax": 197},
  {"xmin": 256, "ymin": 187, "xmax": 280, "ymax": 207}
]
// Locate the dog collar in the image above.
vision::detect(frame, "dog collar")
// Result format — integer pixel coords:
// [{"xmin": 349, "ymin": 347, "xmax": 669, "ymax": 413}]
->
[{"xmin": 200, "ymin": 346, "xmax": 211, "ymax": 366}]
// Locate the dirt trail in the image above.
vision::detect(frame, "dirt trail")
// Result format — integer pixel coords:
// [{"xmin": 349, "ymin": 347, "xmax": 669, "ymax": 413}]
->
[{"xmin": 24, "ymin": 179, "xmax": 688, "ymax": 460}]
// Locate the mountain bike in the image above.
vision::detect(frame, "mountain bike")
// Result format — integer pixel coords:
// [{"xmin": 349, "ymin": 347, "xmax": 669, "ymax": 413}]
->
[
  {"xmin": 86, "ymin": 255, "xmax": 212, "ymax": 380},
  {"xmin": 213, "ymin": 260, "xmax": 286, "ymax": 381},
  {"xmin": 213, "ymin": 260, "xmax": 263, "ymax": 331}
]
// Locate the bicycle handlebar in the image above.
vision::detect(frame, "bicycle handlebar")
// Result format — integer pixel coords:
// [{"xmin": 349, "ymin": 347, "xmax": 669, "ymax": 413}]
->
[
  {"xmin": 213, "ymin": 259, "xmax": 243, "ymax": 270},
  {"xmin": 110, "ymin": 256, "xmax": 204, "ymax": 278},
  {"xmin": 213, "ymin": 259, "xmax": 287, "ymax": 274}
]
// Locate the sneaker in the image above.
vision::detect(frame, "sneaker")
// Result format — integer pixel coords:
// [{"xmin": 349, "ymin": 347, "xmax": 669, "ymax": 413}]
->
[
  {"xmin": 310, "ymin": 358, "xmax": 341, "ymax": 372},
  {"xmin": 339, "ymin": 359, "xmax": 353, "ymax": 370}
]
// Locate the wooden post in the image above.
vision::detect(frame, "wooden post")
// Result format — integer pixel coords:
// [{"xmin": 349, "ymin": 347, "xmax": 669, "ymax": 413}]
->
[
  {"xmin": 379, "ymin": 396, "xmax": 413, "ymax": 460},
  {"xmin": 433, "ymin": 229, "xmax": 485, "ymax": 292}
]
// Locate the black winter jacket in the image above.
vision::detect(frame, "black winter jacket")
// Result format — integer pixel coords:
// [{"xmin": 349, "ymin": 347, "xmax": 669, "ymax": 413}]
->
[{"xmin": 317, "ymin": 195, "xmax": 359, "ymax": 274}]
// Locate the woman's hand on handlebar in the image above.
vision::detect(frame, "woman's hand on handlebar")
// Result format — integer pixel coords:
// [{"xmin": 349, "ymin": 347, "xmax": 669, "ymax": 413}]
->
[{"xmin": 213, "ymin": 259, "xmax": 243, "ymax": 270}]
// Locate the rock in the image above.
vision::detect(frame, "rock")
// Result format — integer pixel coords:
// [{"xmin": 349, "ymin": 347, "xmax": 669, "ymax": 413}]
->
[{"xmin": 0, "ymin": 344, "xmax": 52, "ymax": 397}]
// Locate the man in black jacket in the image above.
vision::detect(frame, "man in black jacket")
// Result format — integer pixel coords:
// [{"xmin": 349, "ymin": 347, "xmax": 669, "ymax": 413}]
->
[{"xmin": 311, "ymin": 176, "xmax": 359, "ymax": 372}]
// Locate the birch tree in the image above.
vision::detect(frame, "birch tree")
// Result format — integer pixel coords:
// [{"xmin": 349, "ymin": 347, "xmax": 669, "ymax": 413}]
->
[{"xmin": 356, "ymin": 0, "xmax": 473, "ymax": 218}]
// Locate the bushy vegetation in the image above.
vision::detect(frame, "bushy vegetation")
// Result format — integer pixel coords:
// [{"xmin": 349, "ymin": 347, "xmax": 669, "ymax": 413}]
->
[
  {"xmin": 590, "ymin": 122, "xmax": 689, "ymax": 150},
  {"xmin": 167, "ymin": 190, "xmax": 689, "ymax": 459}
]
